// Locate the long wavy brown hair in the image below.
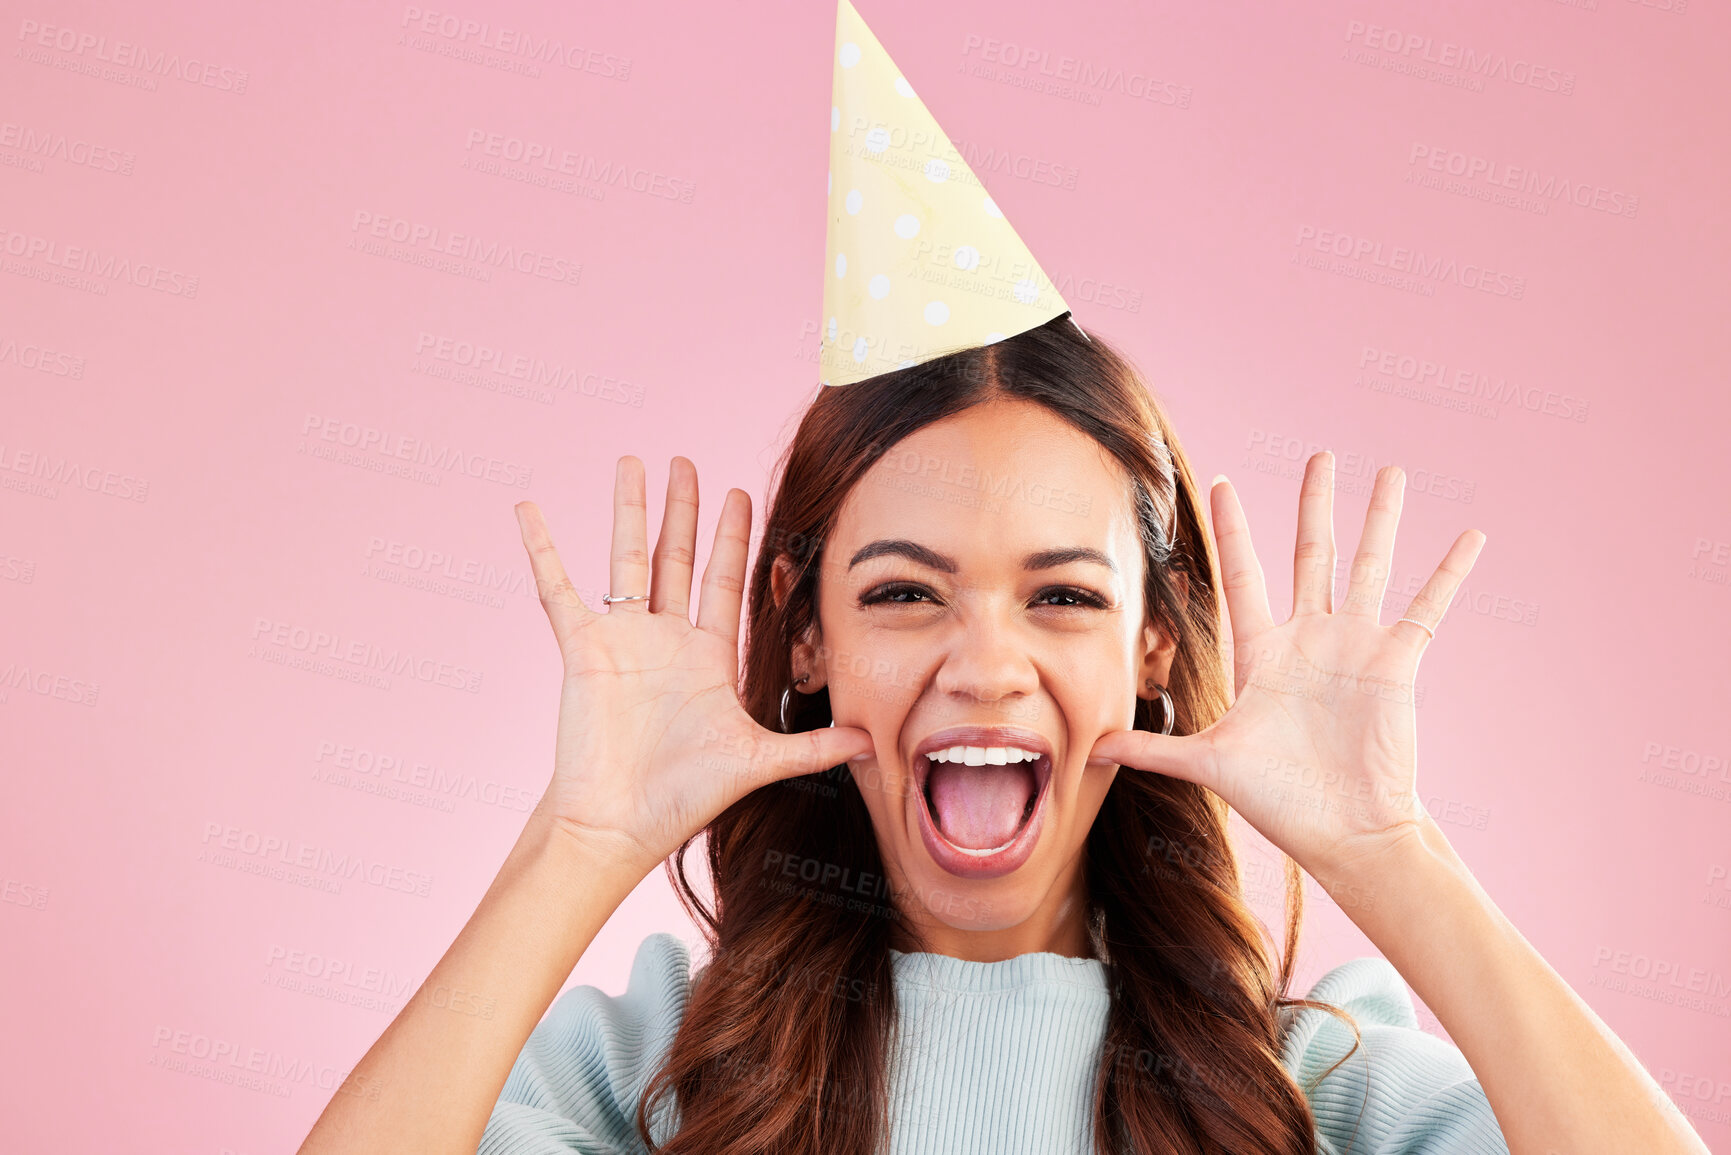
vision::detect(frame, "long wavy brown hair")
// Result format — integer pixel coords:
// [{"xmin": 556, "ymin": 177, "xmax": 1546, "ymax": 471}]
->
[{"xmin": 635, "ymin": 314, "xmax": 1364, "ymax": 1154}]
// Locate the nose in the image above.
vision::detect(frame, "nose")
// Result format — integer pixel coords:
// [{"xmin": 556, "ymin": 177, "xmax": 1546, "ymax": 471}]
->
[{"xmin": 931, "ymin": 612, "xmax": 1039, "ymax": 706}]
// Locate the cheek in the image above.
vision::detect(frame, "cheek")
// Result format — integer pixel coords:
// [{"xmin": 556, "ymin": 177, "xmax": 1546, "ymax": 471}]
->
[
  {"xmin": 1050, "ymin": 639, "xmax": 1143, "ymax": 734},
  {"xmin": 1055, "ymin": 636, "xmax": 1139, "ymax": 692},
  {"xmin": 1075, "ymin": 767, "xmax": 1119, "ymax": 824},
  {"xmin": 827, "ymin": 632, "xmax": 926, "ymax": 717},
  {"xmin": 850, "ymin": 760, "xmax": 923, "ymax": 843}
]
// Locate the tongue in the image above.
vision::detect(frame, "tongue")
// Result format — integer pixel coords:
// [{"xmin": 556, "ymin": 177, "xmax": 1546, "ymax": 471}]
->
[{"xmin": 928, "ymin": 762, "xmax": 1036, "ymax": 849}]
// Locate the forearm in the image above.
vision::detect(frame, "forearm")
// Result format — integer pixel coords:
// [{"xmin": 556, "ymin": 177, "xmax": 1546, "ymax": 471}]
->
[
  {"xmin": 1316, "ymin": 817, "xmax": 1708, "ymax": 1155},
  {"xmin": 297, "ymin": 817, "xmax": 650, "ymax": 1155}
]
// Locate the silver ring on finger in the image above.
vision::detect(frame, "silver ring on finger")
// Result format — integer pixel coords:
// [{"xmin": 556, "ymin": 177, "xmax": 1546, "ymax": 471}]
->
[
  {"xmin": 1395, "ymin": 616, "xmax": 1435, "ymax": 639},
  {"xmin": 602, "ymin": 592, "xmax": 650, "ymax": 604}
]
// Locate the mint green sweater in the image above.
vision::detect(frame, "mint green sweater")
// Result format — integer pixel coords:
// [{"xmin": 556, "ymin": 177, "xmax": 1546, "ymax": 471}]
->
[{"xmin": 480, "ymin": 932, "xmax": 1509, "ymax": 1154}]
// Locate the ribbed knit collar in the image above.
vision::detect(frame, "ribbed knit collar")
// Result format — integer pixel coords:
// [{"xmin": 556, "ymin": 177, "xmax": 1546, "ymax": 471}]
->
[{"xmin": 887, "ymin": 947, "xmax": 1108, "ymax": 993}]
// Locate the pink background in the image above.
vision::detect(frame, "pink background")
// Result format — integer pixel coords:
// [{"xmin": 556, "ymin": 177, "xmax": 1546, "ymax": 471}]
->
[{"xmin": 4, "ymin": 0, "xmax": 1729, "ymax": 1150}]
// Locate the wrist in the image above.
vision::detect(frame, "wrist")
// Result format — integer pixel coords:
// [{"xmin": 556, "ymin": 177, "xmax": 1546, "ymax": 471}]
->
[
  {"xmin": 506, "ymin": 812, "xmax": 661, "ymax": 898},
  {"xmin": 1308, "ymin": 813, "xmax": 1470, "ymax": 918}
]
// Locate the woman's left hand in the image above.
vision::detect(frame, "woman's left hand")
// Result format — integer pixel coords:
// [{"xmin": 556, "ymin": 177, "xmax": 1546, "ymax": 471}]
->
[{"xmin": 1089, "ymin": 451, "xmax": 1486, "ymax": 888}]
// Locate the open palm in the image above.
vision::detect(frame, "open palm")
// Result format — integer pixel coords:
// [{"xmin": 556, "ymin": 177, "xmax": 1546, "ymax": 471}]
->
[
  {"xmin": 516, "ymin": 457, "xmax": 872, "ymax": 875},
  {"xmin": 1091, "ymin": 453, "xmax": 1485, "ymax": 886}
]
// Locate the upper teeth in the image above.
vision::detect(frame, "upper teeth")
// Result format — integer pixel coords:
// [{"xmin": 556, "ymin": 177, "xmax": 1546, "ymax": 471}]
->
[{"xmin": 925, "ymin": 745, "xmax": 1040, "ymax": 765}]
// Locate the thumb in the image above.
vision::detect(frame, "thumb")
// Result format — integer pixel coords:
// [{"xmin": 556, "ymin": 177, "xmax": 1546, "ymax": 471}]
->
[
  {"xmin": 1090, "ymin": 729, "xmax": 1213, "ymax": 790},
  {"xmin": 760, "ymin": 724, "xmax": 875, "ymax": 783}
]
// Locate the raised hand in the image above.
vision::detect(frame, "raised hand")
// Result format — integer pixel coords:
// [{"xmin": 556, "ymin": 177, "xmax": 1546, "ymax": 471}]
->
[
  {"xmin": 515, "ymin": 456, "xmax": 873, "ymax": 876},
  {"xmin": 1090, "ymin": 452, "xmax": 1486, "ymax": 888}
]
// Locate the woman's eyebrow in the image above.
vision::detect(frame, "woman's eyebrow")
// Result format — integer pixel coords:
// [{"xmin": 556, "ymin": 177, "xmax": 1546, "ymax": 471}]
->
[{"xmin": 847, "ymin": 539, "xmax": 1117, "ymax": 575}]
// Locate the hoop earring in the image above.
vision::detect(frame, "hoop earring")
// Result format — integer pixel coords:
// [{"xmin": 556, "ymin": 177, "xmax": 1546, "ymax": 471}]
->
[
  {"xmin": 1146, "ymin": 680, "xmax": 1175, "ymax": 736},
  {"xmin": 779, "ymin": 674, "xmax": 811, "ymax": 733}
]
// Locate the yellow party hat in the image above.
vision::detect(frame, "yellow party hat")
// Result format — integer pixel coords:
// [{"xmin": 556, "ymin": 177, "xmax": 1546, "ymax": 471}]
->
[{"xmin": 820, "ymin": 0, "xmax": 1075, "ymax": 388}]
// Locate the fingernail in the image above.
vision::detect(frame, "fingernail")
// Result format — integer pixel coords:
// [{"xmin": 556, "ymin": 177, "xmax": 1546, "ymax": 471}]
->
[
  {"xmin": 1211, "ymin": 474, "xmax": 1228, "ymax": 488},
  {"xmin": 850, "ymin": 752, "xmax": 872, "ymax": 763}
]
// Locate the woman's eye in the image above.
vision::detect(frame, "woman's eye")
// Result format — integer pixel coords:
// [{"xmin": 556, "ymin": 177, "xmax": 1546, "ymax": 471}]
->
[
  {"xmin": 1035, "ymin": 586, "xmax": 1110, "ymax": 609},
  {"xmin": 859, "ymin": 582, "xmax": 934, "ymax": 606}
]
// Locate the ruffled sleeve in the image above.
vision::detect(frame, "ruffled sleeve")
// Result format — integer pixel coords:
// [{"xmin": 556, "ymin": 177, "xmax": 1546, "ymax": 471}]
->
[
  {"xmin": 478, "ymin": 932, "xmax": 693, "ymax": 1155},
  {"xmin": 1279, "ymin": 956, "xmax": 1511, "ymax": 1155}
]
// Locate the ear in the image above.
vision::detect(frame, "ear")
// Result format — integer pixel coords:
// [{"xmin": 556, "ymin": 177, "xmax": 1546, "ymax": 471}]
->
[
  {"xmin": 1136, "ymin": 573, "xmax": 1186, "ymax": 700},
  {"xmin": 771, "ymin": 553, "xmax": 829, "ymax": 693},
  {"xmin": 1135, "ymin": 622, "xmax": 1178, "ymax": 700}
]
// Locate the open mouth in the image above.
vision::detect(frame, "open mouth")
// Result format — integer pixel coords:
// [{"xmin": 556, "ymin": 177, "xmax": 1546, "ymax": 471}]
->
[{"xmin": 910, "ymin": 727, "xmax": 1054, "ymax": 876}]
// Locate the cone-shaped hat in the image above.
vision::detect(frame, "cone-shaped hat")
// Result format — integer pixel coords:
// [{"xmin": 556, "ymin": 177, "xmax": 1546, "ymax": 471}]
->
[{"xmin": 820, "ymin": 0, "xmax": 1073, "ymax": 387}]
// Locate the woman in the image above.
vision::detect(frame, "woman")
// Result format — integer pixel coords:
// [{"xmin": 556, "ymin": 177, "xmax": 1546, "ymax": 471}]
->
[{"xmin": 297, "ymin": 316, "xmax": 1707, "ymax": 1154}]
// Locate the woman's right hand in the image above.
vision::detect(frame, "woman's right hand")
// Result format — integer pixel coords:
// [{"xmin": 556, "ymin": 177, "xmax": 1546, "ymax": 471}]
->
[{"xmin": 513, "ymin": 456, "xmax": 873, "ymax": 876}]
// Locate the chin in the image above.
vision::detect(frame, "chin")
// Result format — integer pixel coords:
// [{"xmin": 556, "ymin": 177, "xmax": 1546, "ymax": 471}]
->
[{"xmin": 899, "ymin": 861, "xmax": 1043, "ymax": 932}]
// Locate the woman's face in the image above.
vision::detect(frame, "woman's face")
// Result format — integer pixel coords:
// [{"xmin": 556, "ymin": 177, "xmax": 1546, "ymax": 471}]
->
[{"xmin": 773, "ymin": 397, "xmax": 1177, "ymax": 962}]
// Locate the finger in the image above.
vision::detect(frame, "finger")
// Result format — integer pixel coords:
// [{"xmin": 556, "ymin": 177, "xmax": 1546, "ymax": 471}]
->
[
  {"xmin": 695, "ymin": 488, "xmax": 751, "ymax": 647},
  {"xmin": 1208, "ymin": 476, "xmax": 1276, "ymax": 688},
  {"xmin": 609, "ymin": 456, "xmax": 651, "ymax": 612},
  {"xmin": 1392, "ymin": 529, "xmax": 1487, "ymax": 648},
  {"xmin": 1089, "ymin": 729, "xmax": 1215, "ymax": 794},
  {"xmin": 515, "ymin": 501, "xmax": 595, "ymax": 639},
  {"xmin": 1292, "ymin": 451, "xmax": 1337, "ymax": 616},
  {"xmin": 1341, "ymin": 466, "xmax": 1405, "ymax": 619},
  {"xmin": 650, "ymin": 457, "xmax": 700, "ymax": 618},
  {"xmin": 760, "ymin": 724, "xmax": 875, "ymax": 784}
]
